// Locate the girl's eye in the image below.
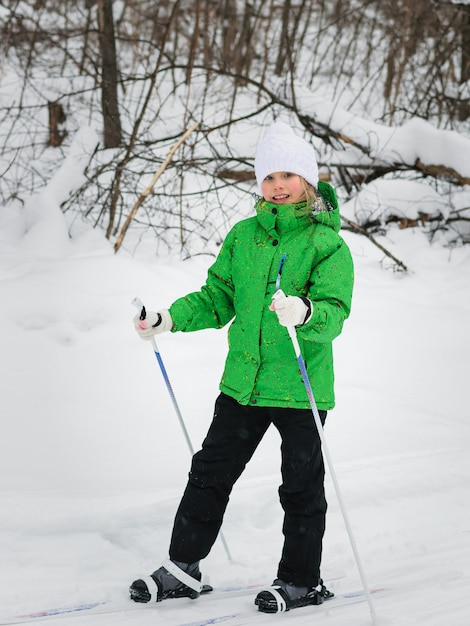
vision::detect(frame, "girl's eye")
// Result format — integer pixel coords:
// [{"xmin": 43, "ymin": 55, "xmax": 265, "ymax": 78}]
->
[
  {"xmin": 284, "ymin": 172, "xmax": 294, "ymax": 178},
  {"xmin": 264, "ymin": 175, "xmax": 273, "ymax": 181}
]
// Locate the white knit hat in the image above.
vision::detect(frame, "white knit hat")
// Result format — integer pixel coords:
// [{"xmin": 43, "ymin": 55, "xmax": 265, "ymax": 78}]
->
[{"xmin": 254, "ymin": 122, "xmax": 319, "ymax": 193}]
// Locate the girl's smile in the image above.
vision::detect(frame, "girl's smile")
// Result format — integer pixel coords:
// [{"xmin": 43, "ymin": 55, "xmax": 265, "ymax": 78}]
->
[{"xmin": 261, "ymin": 171, "xmax": 304, "ymax": 204}]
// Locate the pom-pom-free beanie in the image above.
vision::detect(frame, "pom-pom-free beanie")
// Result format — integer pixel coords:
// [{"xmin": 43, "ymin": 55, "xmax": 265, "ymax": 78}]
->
[{"xmin": 254, "ymin": 122, "xmax": 319, "ymax": 192}]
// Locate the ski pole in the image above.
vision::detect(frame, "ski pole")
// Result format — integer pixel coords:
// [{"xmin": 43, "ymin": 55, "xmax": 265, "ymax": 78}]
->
[
  {"xmin": 272, "ymin": 290, "xmax": 378, "ymax": 626},
  {"xmin": 132, "ymin": 297, "xmax": 233, "ymax": 564}
]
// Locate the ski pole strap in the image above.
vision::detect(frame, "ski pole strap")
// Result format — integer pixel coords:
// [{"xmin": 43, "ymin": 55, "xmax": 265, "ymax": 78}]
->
[
  {"xmin": 275, "ymin": 253, "xmax": 287, "ymax": 292},
  {"xmin": 132, "ymin": 297, "xmax": 146, "ymax": 321}
]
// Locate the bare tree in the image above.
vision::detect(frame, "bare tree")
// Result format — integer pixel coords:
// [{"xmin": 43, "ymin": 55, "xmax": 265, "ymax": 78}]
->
[{"xmin": 1, "ymin": 0, "xmax": 469, "ymax": 259}]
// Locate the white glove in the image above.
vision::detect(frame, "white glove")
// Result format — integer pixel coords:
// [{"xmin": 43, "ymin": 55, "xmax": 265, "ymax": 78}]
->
[
  {"xmin": 133, "ymin": 309, "xmax": 173, "ymax": 340},
  {"xmin": 270, "ymin": 295, "xmax": 312, "ymax": 327}
]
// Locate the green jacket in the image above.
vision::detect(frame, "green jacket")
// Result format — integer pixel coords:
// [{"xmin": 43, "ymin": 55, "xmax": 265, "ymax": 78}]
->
[{"xmin": 169, "ymin": 182, "xmax": 354, "ymax": 410}]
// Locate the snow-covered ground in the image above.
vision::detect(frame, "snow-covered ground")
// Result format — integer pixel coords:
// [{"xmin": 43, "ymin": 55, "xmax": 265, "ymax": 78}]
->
[{"xmin": 1, "ymin": 181, "xmax": 469, "ymax": 625}]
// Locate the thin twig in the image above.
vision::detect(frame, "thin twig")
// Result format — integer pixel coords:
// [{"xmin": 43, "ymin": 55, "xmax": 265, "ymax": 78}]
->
[
  {"xmin": 342, "ymin": 215, "xmax": 408, "ymax": 272},
  {"xmin": 114, "ymin": 121, "xmax": 199, "ymax": 253}
]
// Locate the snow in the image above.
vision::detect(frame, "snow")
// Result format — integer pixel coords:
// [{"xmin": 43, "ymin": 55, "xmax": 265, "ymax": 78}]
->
[
  {"xmin": 294, "ymin": 87, "xmax": 470, "ymax": 178},
  {"xmin": 341, "ymin": 179, "xmax": 448, "ymax": 224},
  {"xmin": 1, "ymin": 134, "xmax": 470, "ymax": 626}
]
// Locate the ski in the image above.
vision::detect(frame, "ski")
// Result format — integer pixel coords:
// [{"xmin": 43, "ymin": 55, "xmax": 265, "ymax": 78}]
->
[
  {"xmin": 2, "ymin": 584, "xmax": 253, "ymax": 623},
  {"xmin": 178, "ymin": 587, "xmax": 387, "ymax": 626},
  {"xmin": 0, "ymin": 581, "xmax": 385, "ymax": 626}
]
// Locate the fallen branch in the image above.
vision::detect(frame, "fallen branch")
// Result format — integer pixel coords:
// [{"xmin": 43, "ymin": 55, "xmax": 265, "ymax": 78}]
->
[
  {"xmin": 414, "ymin": 159, "xmax": 470, "ymax": 186},
  {"xmin": 114, "ymin": 121, "xmax": 199, "ymax": 252},
  {"xmin": 341, "ymin": 215, "xmax": 408, "ymax": 272}
]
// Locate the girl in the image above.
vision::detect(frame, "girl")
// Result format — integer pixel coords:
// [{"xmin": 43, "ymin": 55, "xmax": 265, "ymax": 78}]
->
[{"xmin": 130, "ymin": 121, "xmax": 354, "ymax": 613}]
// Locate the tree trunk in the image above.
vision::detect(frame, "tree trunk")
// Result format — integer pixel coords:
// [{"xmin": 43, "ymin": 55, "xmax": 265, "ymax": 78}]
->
[
  {"xmin": 47, "ymin": 101, "xmax": 67, "ymax": 147},
  {"xmin": 459, "ymin": 3, "xmax": 470, "ymax": 121},
  {"xmin": 97, "ymin": 0, "xmax": 122, "ymax": 147}
]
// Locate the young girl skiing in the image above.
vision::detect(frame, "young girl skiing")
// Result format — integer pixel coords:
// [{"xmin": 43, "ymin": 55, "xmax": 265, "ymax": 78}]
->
[{"xmin": 130, "ymin": 121, "xmax": 354, "ymax": 613}]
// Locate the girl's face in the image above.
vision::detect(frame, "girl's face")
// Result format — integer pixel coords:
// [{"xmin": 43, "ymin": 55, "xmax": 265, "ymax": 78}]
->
[{"xmin": 261, "ymin": 171, "xmax": 305, "ymax": 204}]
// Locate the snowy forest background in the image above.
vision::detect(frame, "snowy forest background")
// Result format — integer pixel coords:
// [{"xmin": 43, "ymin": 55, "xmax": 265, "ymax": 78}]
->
[
  {"xmin": 1, "ymin": 2, "xmax": 470, "ymax": 626},
  {"xmin": 1, "ymin": 0, "xmax": 470, "ymax": 262}
]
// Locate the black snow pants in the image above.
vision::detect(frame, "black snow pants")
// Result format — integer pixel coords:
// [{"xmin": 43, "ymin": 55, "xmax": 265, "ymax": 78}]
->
[{"xmin": 169, "ymin": 392, "xmax": 327, "ymax": 588}]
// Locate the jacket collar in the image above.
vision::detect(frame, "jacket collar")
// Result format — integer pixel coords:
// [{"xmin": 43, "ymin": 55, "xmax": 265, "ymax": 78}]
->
[{"xmin": 254, "ymin": 198, "xmax": 311, "ymax": 236}]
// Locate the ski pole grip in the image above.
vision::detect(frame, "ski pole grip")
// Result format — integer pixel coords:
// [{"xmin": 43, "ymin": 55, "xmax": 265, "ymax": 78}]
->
[
  {"xmin": 271, "ymin": 288, "xmax": 286, "ymax": 303},
  {"xmin": 271, "ymin": 289, "xmax": 298, "ymax": 347},
  {"xmin": 131, "ymin": 296, "xmax": 146, "ymax": 321},
  {"xmin": 270, "ymin": 288, "xmax": 286, "ymax": 311}
]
